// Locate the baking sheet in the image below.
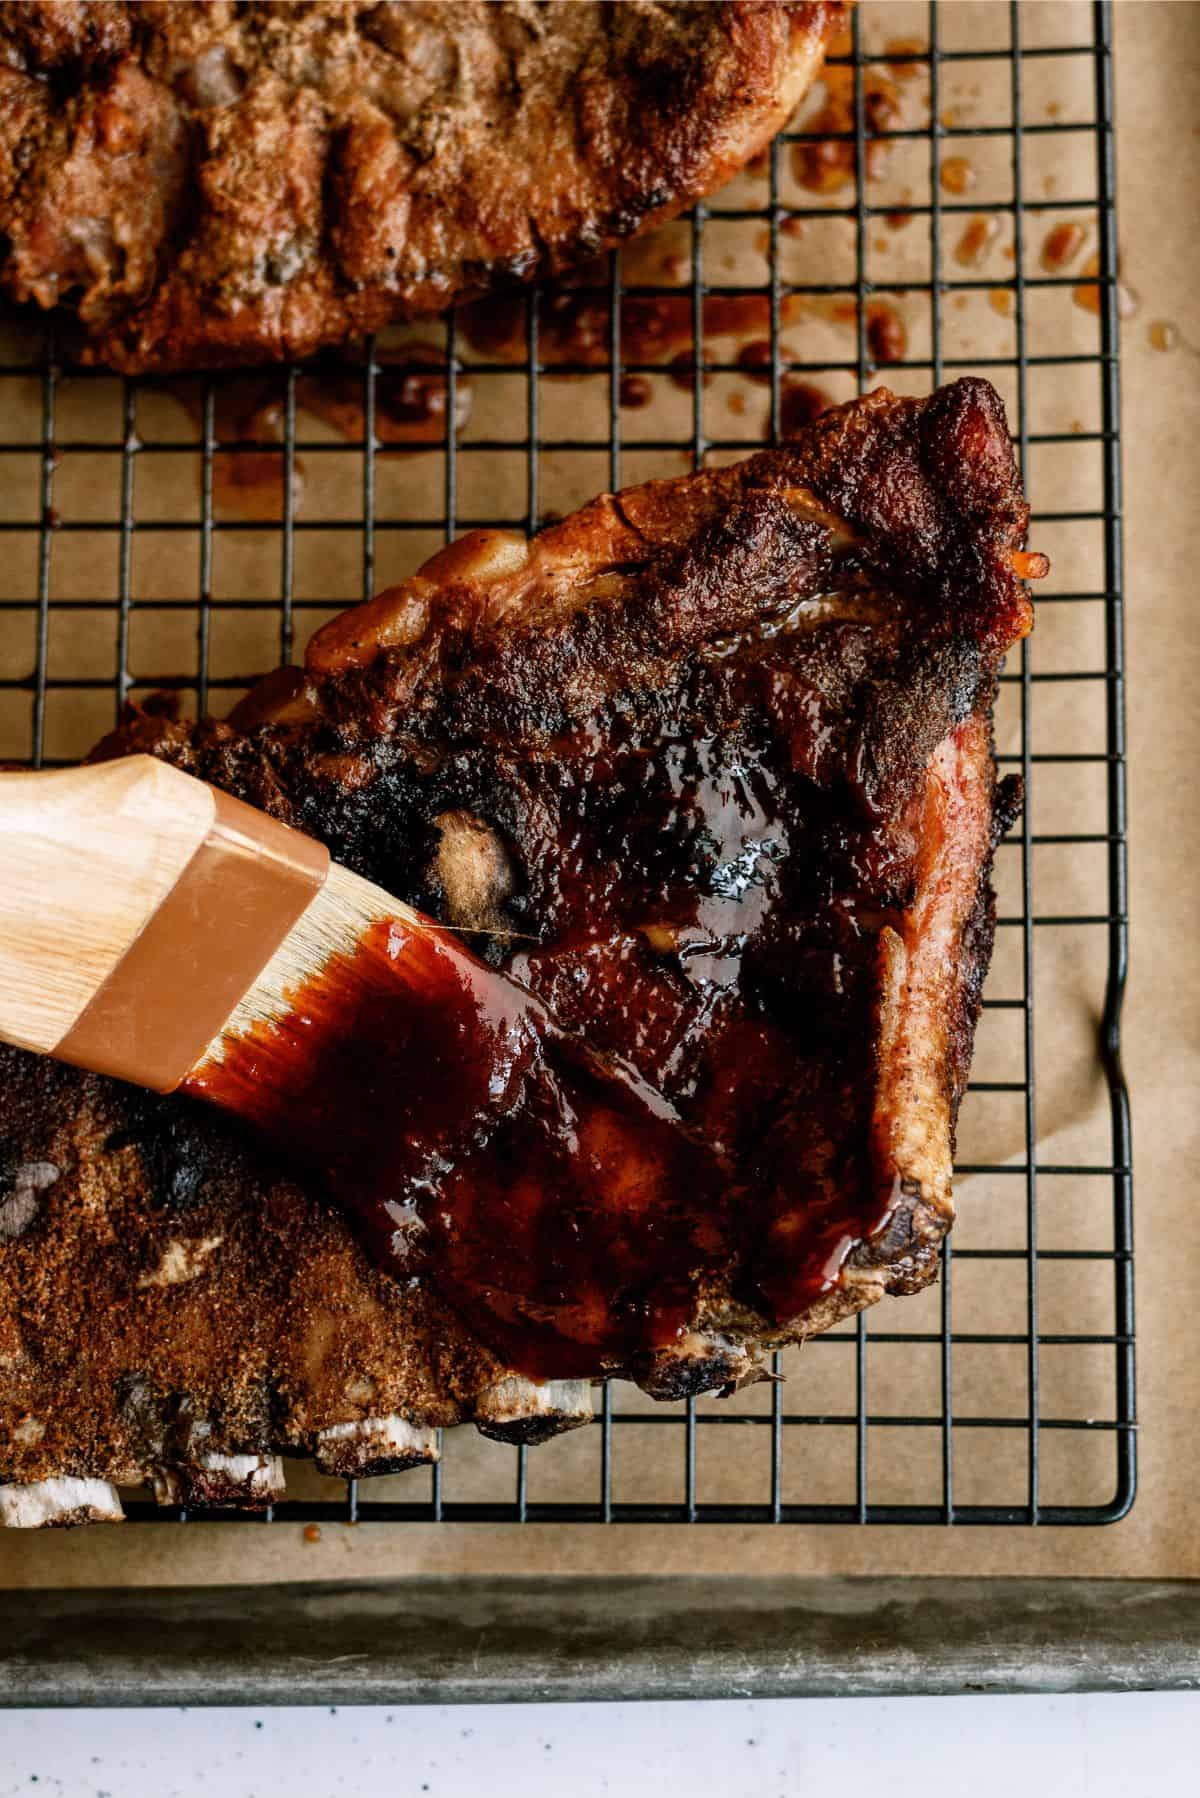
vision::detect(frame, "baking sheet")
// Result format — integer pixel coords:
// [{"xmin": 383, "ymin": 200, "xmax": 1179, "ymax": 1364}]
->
[{"xmin": 0, "ymin": 0, "xmax": 1195, "ymax": 1589}]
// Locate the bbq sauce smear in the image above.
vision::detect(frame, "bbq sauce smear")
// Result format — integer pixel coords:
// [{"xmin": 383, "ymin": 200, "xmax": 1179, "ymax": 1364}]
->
[
  {"xmin": 180, "ymin": 512, "xmax": 970, "ymax": 1378},
  {"xmin": 184, "ymin": 917, "xmax": 743, "ymax": 1379},
  {"xmin": 184, "ymin": 761, "xmax": 895, "ymax": 1382}
]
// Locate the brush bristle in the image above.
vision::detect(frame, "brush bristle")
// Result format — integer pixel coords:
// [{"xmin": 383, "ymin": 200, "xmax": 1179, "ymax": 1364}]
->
[{"xmin": 202, "ymin": 863, "xmax": 421, "ymax": 1059}]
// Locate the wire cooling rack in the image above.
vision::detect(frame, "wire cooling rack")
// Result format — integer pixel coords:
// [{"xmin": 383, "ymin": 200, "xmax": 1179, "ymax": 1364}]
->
[{"xmin": 0, "ymin": 0, "xmax": 1132, "ymax": 1526}]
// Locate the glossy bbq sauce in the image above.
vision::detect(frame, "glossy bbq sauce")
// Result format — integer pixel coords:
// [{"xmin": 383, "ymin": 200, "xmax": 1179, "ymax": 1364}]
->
[
  {"xmin": 181, "ymin": 357, "xmax": 472, "ymax": 522},
  {"xmin": 939, "ymin": 156, "xmax": 976, "ymax": 196},
  {"xmin": 458, "ymin": 288, "xmax": 808, "ymax": 370},
  {"xmin": 866, "ymin": 302, "xmax": 907, "ymax": 366},
  {"xmin": 1040, "ymin": 220, "xmax": 1086, "ymax": 271},
  {"xmin": 297, "ymin": 361, "xmax": 472, "ymax": 448},
  {"xmin": 955, "ymin": 215, "xmax": 1001, "ymax": 267},
  {"xmin": 183, "ymin": 913, "xmax": 888, "ymax": 1380},
  {"xmin": 184, "ymin": 917, "xmax": 724, "ymax": 1378},
  {"xmin": 780, "ymin": 381, "xmax": 834, "ymax": 436},
  {"xmin": 1071, "ymin": 252, "xmax": 1139, "ymax": 320},
  {"xmin": 791, "ymin": 54, "xmax": 900, "ymax": 194}
]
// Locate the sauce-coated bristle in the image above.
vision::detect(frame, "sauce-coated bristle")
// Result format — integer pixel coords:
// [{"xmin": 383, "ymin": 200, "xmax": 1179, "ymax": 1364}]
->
[{"xmin": 201, "ymin": 863, "xmax": 423, "ymax": 1060}]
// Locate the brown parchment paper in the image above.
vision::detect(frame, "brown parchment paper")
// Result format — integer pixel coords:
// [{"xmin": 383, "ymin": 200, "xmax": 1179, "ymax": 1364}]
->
[{"xmin": 0, "ymin": 0, "xmax": 1196, "ymax": 1590}]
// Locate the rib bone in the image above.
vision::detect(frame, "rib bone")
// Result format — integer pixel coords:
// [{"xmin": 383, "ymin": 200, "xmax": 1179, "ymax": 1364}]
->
[
  {"xmin": 633, "ymin": 1333, "xmax": 758, "ymax": 1401},
  {"xmin": 0, "ymin": 1477, "xmax": 124, "ymax": 1528},
  {"xmin": 152, "ymin": 1453, "xmax": 284, "ymax": 1511},
  {"xmin": 314, "ymin": 1415, "xmax": 439, "ymax": 1479},
  {"xmin": 474, "ymin": 1377, "xmax": 593, "ymax": 1446}
]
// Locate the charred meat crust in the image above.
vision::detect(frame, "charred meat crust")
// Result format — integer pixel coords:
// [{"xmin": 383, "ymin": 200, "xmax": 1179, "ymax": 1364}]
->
[
  {"xmin": 0, "ymin": 379, "xmax": 1034, "ymax": 1508},
  {"xmin": 0, "ymin": 0, "xmax": 843, "ymax": 371}
]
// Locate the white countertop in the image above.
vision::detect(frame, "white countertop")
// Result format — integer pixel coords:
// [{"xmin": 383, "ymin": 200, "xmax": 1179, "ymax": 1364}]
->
[{"xmin": 2, "ymin": 1693, "xmax": 1194, "ymax": 1796}]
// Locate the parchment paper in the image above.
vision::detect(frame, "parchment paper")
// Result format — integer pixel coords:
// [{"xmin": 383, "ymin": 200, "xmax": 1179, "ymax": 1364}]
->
[{"xmin": 0, "ymin": 0, "xmax": 1195, "ymax": 1590}]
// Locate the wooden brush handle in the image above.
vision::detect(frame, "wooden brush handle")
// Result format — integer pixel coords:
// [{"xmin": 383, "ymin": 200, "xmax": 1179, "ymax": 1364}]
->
[
  {"xmin": 0, "ymin": 757, "xmax": 328, "ymax": 1089},
  {"xmin": 0, "ymin": 757, "xmax": 216, "ymax": 1054}
]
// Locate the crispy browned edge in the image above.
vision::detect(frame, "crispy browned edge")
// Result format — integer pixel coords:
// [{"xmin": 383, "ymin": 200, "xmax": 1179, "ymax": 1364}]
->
[{"xmin": 0, "ymin": 2, "xmax": 846, "ymax": 372}]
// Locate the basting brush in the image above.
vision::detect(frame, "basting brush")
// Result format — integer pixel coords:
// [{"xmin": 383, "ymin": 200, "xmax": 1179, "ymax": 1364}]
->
[
  {"xmin": 0, "ymin": 755, "xmax": 724, "ymax": 1373},
  {"xmin": 0, "ymin": 753, "xmax": 520, "ymax": 1098}
]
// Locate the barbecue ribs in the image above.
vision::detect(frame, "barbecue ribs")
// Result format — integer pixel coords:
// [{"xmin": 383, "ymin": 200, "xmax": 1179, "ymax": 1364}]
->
[
  {"xmin": 0, "ymin": 0, "xmax": 842, "ymax": 372},
  {"xmin": 0, "ymin": 378, "xmax": 1037, "ymax": 1521}
]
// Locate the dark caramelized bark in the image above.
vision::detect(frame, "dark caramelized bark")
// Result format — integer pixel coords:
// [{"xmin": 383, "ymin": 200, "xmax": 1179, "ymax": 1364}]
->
[
  {"xmin": 0, "ymin": 380, "xmax": 1036, "ymax": 1504},
  {"xmin": 0, "ymin": 0, "xmax": 842, "ymax": 371}
]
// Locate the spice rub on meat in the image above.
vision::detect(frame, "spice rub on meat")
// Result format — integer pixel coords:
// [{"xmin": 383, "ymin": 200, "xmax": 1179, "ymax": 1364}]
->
[
  {"xmin": 0, "ymin": 378, "xmax": 1037, "ymax": 1518},
  {"xmin": 0, "ymin": 0, "xmax": 843, "ymax": 372}
]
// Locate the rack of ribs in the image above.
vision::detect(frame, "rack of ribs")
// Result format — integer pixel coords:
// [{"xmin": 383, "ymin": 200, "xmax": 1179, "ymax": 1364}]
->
[
  {"xmin": 0, "ymin": 0, "xmax": 843, "ymax": 371},
  {"xmin": 0, "ymin": 377, "xmax": 1038, "ymax": 1521}
]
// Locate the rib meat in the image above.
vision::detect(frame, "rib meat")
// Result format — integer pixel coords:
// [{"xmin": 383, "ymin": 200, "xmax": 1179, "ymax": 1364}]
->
[
  {"xmin": 0, "ymin": 0, "xmax": 841, "ymax": 372},
  {"xmin": 0, "ymin": 378, "xmax": 1036, "ymax": 1516}
]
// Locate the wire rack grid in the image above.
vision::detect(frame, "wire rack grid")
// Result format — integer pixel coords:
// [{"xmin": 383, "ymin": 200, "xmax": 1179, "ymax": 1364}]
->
[{"xmin": 0, "ymin": 0, "xmax": 1132, "ymax": 1527}]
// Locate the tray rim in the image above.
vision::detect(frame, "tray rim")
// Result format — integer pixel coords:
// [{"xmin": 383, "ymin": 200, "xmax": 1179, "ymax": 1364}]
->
[{"xmin": 4, "ymin": 1576, "xmax": 1197, "ymax": 1706}]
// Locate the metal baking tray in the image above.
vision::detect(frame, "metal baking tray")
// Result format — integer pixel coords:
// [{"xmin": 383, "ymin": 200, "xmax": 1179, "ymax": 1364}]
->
[{"xmin": 0, "ymin": 0, "xmax": 1152, "ymax": 1700}]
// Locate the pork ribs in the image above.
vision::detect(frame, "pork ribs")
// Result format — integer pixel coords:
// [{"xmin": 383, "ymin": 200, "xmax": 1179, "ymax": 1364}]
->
[{"xmin": 0, "ymin": 378, "xmax": 1037, "ymax": 1518}]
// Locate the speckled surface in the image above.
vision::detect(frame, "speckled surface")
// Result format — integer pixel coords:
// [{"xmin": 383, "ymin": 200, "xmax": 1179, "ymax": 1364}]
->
[{"xmin": 0, "ymin": 1694, "xmax": 1195, "ymax": 1796}]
